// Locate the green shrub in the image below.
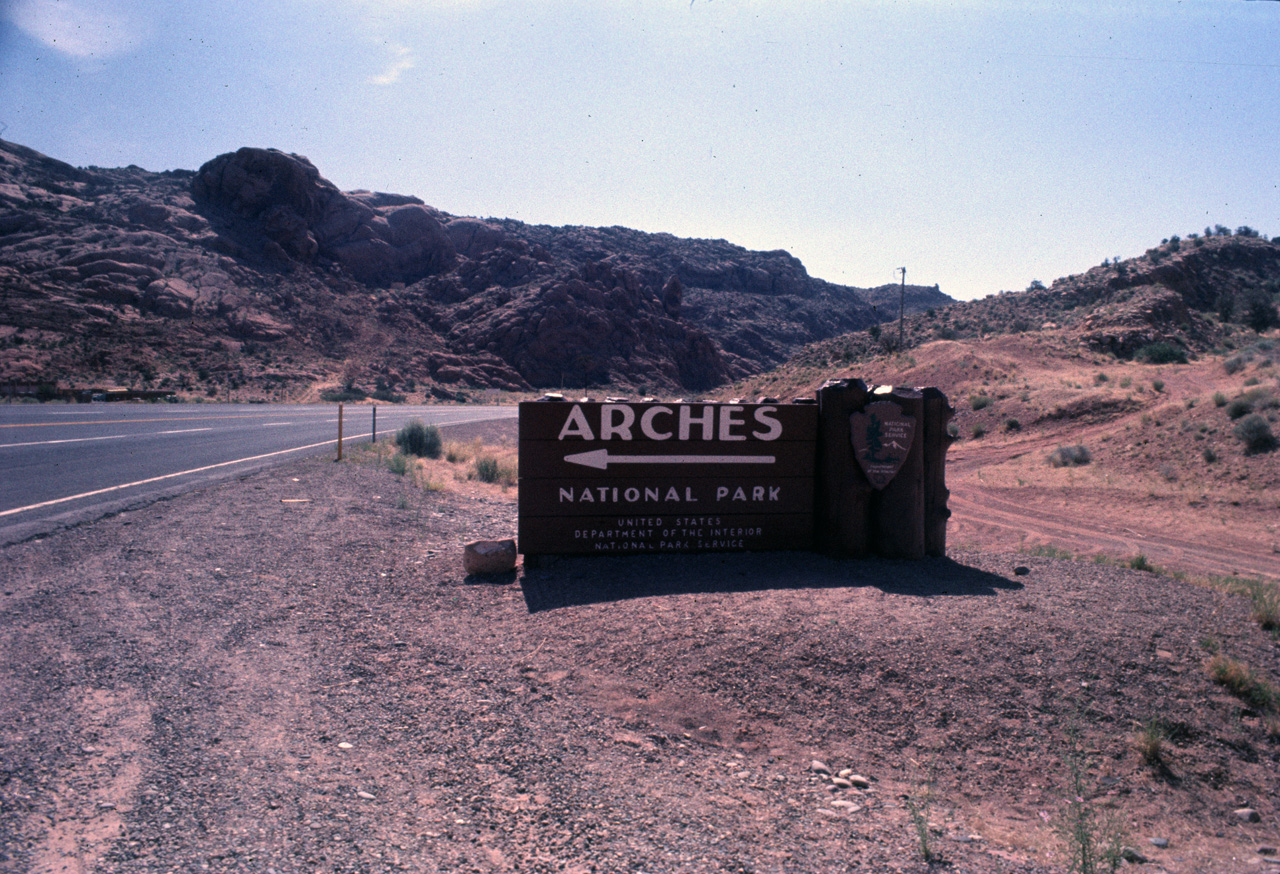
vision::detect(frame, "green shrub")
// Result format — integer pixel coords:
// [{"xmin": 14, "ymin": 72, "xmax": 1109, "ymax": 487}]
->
[
  {"xmin": 971, "ymin": 423, "xmax": 987, "ymax": 439},
  {"xmin": 1003, "ymin": 417, "xmax": 1021, "ymax": 432},
  {"xmin": 1234, "ymin": 414, "xmax": 1277, "ymax": 455},
  {"xmin": 473, "ymin": 455, "xmax": 500, "ymax": 483},
  {"xmin": 1250, "ymin": 388, "xmax": 1278, "ymax": 409},
  {"xmin": 1202, "ymin": 446, "xmax": 1218, "ymax": 463},
  {"xmin": 969, "ymin": 394, "xmax": 993, "ymax": 411},
  {"xmin": 1129, "ymin": 554, "xmax": 1157, "ymax": 572},
  {"xmin": 1228, "ymin": 388, "xmax": 1278, "ymax": 420},
  {"xmin": 1224, "ymin": 355, "xmax": 1248, "ymax": 375},
  {"xmin": 471, "ymin": 454, "xmax": 516, "ymax": 485},
  {"xmin": 387, "ymin": 453, "xmax": 410, "ymax": 476},
  {"xmin": 1244, "ymin": 293, "xmax": 1279, "ymax": 331},
  {"xmin": 1226, "ymin": 398, "xmax": 1253, "ymax": 419},
  {"xmin": 395, "ymin": 419, "xmax": 443, "ymax": 458},
  {"xmin": 1135, "ymin": 342, "xmax": 1187, "ymax": 364},
  {"xmin": 1048, "ymin": 445, "xmax": 1092, "ymax": 467},
  {"xmin": 1151, "ymin": 379, "xmax": 1165, "ymax": 393},
  {"xmin": 1213, "ymin": 391, "xmax": 1228, "ymax": 407}
]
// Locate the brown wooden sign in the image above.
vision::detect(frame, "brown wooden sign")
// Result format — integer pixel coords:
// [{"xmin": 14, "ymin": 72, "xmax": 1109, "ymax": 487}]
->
[{"xmin": 519, "ymin": 401, "xmax": 817, "ymax": 555}]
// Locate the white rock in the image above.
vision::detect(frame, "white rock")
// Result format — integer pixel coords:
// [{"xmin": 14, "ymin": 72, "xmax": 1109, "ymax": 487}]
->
[
  {"xmin": 848, "ymin": 774, "xmax": 872, "ymax": 789},
  {"xmin": 809, "ymin": 759, "xmax": 832, "ymax": 775},
  {"xmin": 357, "ymin": 791, "xmax": 376, "ymax": 800}
]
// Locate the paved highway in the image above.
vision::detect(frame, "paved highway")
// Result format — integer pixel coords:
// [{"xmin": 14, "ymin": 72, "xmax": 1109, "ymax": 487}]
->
[{"xmin": 0, "ymin": 403, "xmax": 518, "ymax": 545}]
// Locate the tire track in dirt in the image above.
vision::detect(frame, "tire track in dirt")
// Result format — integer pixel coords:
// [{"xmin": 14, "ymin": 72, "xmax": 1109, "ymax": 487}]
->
[{"xmin": 949, "ymin": 482, "xmax": 1279, "ymax": 581}]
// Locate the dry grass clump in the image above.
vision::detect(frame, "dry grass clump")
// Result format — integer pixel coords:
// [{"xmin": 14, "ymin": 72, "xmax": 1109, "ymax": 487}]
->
[
  {"xmin": 442, "ymin": 438, "xmax": 520, "ymax": 487},
  {"xmin": 352, "ymin": 435, "xmax": 516, "ymax": 493},
  {"xmin": 1048, "ymin": 445, "xmax": 1092, "ymax": 467},
  {"xmin": 1135, "ymin": 720, "xmax": 1167, "ymax": 767},
  {"xmin": 1237, "ymin": 578, "xmax": 1280, "ymax": 631},
  {"xmin": 444, "ymin": 438, "xmax": 482, "ymax": 464},
  {"xmin": 1207, "ymin": 654, "xmax": 1279, "ymax": 712},
  {"xmin": 383, "ymin": 451, "xmax": 446, "ymax": 491}
]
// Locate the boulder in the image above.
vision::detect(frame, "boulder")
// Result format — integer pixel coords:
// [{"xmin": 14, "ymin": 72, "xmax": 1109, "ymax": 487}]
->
[
  {"xmin": 463, "ymin": 540, "xmax": 518, "ymax": 576},
  {"xmin": 192, "ymin": 147, "xmax": 455, "ymax": 284},
  {"xmin": 142, "ymin": 278, "xmax": 199, "ymax": 317}
]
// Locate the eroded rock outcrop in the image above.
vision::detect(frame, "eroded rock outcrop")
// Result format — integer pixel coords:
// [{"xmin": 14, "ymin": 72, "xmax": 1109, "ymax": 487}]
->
[
  {"xmin": 0, "ymin": 138, "xmax": 920, "ymax": 397},
  {"xmin": 192, "ymin": 148, "xmax": 456, "ymax": 284}
]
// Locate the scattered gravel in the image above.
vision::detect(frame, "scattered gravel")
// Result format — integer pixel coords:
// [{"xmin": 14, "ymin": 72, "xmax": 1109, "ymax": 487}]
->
[{"xmin": 1, "ymin": 435, "xmax": 1277, "ymax": 873}]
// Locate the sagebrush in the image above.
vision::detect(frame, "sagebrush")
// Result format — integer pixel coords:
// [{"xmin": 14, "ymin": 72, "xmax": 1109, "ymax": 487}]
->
[{"xmin": 395, "ymin": 420, "xmax": 443, "ymax": 458}]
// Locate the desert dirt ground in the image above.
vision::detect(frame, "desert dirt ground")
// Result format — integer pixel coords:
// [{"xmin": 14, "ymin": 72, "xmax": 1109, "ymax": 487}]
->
[
  {"xmin": 727, "ymin": 335, "xmax": 1280, "ymax": 584},
  {"xmin": 1, "ymin": 417, "xmax": 1278, "ymax": 874}
]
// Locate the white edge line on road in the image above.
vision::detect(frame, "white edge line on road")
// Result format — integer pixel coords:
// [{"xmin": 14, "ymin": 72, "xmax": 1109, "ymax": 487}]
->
[
  {"xmin": 2, "ymin": 427, "xmax": 213, "ymax": 449},
  {"xmin": 2, "ymin": 434, "xmax": 131, "ymax": 449},
  {"xmin": 0, "ymin": 433, "xmax": 356, "ymax": 518},
  {"xmin": 0, "ymin": 414, "xmax": 514, "ymax": 519}
]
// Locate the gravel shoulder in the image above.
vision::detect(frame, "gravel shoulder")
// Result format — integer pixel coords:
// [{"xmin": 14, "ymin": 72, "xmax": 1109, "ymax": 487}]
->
[{"xmin": 2, "ymin": 420, "xmax": 1278, "ymax": 873}]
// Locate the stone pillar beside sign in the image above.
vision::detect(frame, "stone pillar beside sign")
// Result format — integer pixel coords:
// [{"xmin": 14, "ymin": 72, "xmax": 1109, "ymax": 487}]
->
[
  {"xmin": 921, "ymin": 387, "xmax": 956, "ymax": 557},
  {"xmin": 816, "ymin": 379, "xmax": 953, "ymax": 560},
  {"xmin": 867, "ymin": 387, "xmax": 926, "ymax": 560},
  {"xmin": 815, "ymin": 379, "xmax": 873, "ymax": 558}
]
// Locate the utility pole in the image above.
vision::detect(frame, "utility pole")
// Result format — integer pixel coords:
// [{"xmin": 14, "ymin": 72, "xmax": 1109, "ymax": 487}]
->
[{"xmin": 897, "ymin": 267, "xmax": 907, "ymax": 351}]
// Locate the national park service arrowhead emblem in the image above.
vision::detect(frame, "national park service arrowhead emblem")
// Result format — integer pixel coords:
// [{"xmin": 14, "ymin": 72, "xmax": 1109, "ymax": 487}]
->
[{"xmin": 850, "ymin": 401, "xmax": 916, "ymax": 490}]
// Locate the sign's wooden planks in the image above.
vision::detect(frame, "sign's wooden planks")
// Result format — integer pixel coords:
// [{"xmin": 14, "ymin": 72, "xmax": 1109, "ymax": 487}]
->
[{"xmin": 518, "ymin": 401, "xmax": 817, "ymax": 555}]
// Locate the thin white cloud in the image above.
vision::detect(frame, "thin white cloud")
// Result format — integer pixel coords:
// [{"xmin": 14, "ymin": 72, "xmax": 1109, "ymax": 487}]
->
[
  {"xmin": 6, "ymin": 0, "xmax": 151, "ymax": 59},
  {"xmin": 369, "ymin": 43, "xmax": 415, "ymax": 85}
]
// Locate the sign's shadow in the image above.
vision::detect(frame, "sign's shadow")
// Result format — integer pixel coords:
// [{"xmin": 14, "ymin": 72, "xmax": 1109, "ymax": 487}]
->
[{"xmin": 518, "ymin": 552, "xmax": 1020, "ymax": 613}]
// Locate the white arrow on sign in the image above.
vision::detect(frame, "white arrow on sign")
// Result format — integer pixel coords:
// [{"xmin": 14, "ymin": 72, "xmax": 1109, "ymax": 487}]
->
[{"xmin": 564, "ymin": 448, "xmax": 776, "ymax": 470}]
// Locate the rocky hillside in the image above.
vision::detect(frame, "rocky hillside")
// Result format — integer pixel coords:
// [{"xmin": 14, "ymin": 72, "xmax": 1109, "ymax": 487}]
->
[
  {"xmin": 794, "ymin": 230, "xmax": 1280, "ymax": 369},
  {"xmin": 0, "ymin": 140, "xmax": 948, "ymax": 399}
]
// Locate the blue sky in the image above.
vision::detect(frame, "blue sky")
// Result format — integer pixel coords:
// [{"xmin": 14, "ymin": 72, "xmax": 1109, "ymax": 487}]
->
[{"xmin": 2, "ymin": 0, "xmax": 1277, "ymax": 300}]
